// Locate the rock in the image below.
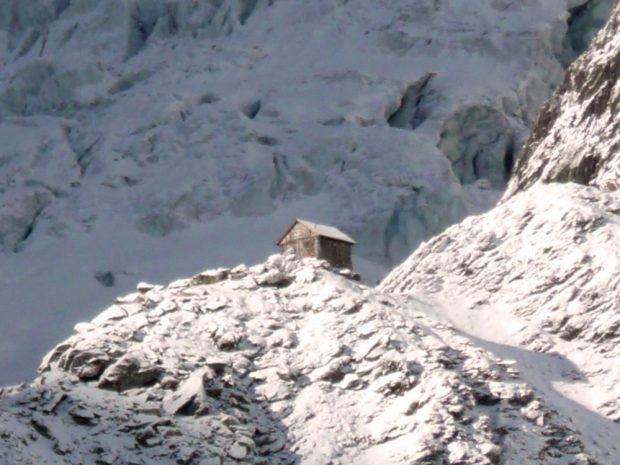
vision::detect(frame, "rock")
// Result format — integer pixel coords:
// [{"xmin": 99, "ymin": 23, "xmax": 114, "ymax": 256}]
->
[
  {"xmin": 91, "ymin": 305, "xmax": 127, "ymax": 326},
  {"xmin": 230, "ymin": 264, "xmax": 249, "ymax": 280},
  {"xmin": 98, "ymin": 353, "xmax": 162, "ymax": 391},
  {"xmin": 94, "ymin": 271, "xmax": 115, "ymax": 287},
  {"xmin": 227, "ymin": 442, "xmax": 249, "ymax": 460},
  {"xmin": 162, "ymin": 368, "xmax": 215, "ymax": 416},
  {"xmin": 74, "ymin": 322, "xmax": 96, "ymax": 334},
  {"xmin": 30, "ymin": 417, "xmax": 52, "ymax": 439},
  {"xmin": 136, "ymin": 282, "xmax": 155, "ymax": 293},
  {"xmin": 204, "ymin": 296, "xmax": 229, "ymax": 312},
  {"xmin": 205, "ymin": 357, "xmax": 230, "ymax": 374},
  {"xmin": 58, "ymin": 348, "xmax": 112, "ymax": 380},
  {"xmin": 69, "ymin": 407, "xmax": 98, "ymax": 426},
  {"xmin": 480, "ymin": 442, "xmax": 501, "ymax": 464},
  {"xmin": 312, "ymin": 358, "xmax": 351, "ymax": 383},
  {"xmin": 192, "ymin": 269, "xmax": 229, "ymax": 285},
  {"xmin": 215, "ymin": 332, "xmax": 240, "ymax": 351},
  {"xmin": 160, "ymin": 375, "xmax": 179, "ymax": 390},
  {"xmin": 256, "ymin": 270, "xmax": 292, "ymax": 288},
  {"xmin": 267, "ymin": 329, "xmax": 297, "ymax": 349},
  {"xmin": 340, "ymin": 373, "xmax": 361, "ymax": 390},
  {"xmin": 489, "ymin": 382, "xmax": 534, "ymax": 406}
]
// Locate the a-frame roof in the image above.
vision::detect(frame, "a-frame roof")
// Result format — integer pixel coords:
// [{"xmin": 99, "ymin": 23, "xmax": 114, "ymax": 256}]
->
[{"xmin": 277, "ymin": 219, "xmax": 356, "ymax": 245}]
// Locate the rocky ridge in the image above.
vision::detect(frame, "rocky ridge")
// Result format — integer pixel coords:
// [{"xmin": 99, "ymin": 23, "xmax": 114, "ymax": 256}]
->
[
  {"xmin": 379, "ymin": 3, "xmax": 620, "ymax": 460},
  {"xmin": 381, "ymin": 182, "xmax": 620, "ymax": 426},
  {"xmin": 381, "ymin": 1, "xmax": 620, "ymax": 430},
  {"xmin": 0, "ymin": 256, "xmax": 601, "ymax": 464},
  {"xmin": 506, "ymin": 0, "xmax": 620, "ymax": 197}
]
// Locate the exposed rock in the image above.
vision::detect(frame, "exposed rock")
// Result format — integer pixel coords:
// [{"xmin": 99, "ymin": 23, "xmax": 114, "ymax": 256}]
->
[
  {"xmin": 506, "ymin": 1, "xmax": 620, "ymax": 197},
  {"xmin": 2, "ymin": 257, "xmax": 600, "ymax": 464},
  {"xmin": 98, "ymin": 353, "xmax": 163, "ymax": 391}
]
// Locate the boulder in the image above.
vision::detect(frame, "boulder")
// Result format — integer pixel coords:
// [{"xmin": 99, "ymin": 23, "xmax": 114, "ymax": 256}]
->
[{"xmin": 98, "ymin": 353, "xmax": 162, "ymax": 391}]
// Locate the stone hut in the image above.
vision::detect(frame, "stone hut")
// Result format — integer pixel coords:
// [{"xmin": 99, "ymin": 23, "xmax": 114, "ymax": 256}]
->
[{"xmin": 276, "ymin": 219, "xmax": 355, "ymax": 269}]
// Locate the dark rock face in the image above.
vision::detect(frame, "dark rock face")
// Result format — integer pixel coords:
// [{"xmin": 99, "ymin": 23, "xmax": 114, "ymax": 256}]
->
[{"xmin": 506, "ymin": 2, "xmax": 620, "ymax": 198}]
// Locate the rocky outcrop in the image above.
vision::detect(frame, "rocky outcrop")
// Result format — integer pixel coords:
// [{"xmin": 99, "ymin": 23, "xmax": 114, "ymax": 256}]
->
[
  {"xmin": 382, "ymin": 183, "xmax": 620, "ymax": 425},
  {"xmin": 506, "ymin": 1, "xmax": 620, "ymax": 197},
  {"xmin": 0, "ymin": 256, "xmax": 601, "ymax": 464}
]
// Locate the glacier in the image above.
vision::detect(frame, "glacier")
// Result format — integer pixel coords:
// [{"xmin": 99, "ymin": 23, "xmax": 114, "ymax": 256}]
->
[{"xmin": 0, "ymin": 0, "xmax": 614, "ymax": 384}]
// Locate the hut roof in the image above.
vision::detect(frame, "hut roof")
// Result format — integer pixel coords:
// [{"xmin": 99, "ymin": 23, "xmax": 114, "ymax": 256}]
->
[{"xmin": 277, "ymin": 219, "xmax": 356, "ymax": 245}]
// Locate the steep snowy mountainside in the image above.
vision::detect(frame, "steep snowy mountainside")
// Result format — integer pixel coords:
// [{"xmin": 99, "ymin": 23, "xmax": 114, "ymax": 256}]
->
[
  {"xmin": 0, "ymin": 256, "xmax": 605, "ymax": 464},
  {"xmin": 381, "ymin": 4, "xmax": 620, "ymax": 457},
  {"xmin": 0, "ymin": 0, "xmax": 614, "ymax": 383},
  {"xmin": 506, "ymin": 0, "xmax": 620, "ymax": 197},
  {"xmin": 381, "ymin": 183, "xmax": 620, "ymax": 430}
]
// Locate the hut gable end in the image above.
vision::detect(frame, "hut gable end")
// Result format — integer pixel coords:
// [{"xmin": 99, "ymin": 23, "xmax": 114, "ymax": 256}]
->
[{"xmin": 278, "ymin": 222, "xmax": 316, "ymax": 245}]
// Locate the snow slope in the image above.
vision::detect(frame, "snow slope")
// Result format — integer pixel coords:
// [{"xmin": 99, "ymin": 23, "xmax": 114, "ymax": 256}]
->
[
  {"xmin": 381, "ymin": 183, "xmax": 620, "ymax": 460},
  {"xmin": 0, "ymin": 0, "xmax": 613, "ymax": 384},
  {"xmin": 380, "ymin": 4, "xmax": 620, "ymax": 460},
  {"xmin": 0, "ymin": 256, "xmax": 604, "ymax": 464}
]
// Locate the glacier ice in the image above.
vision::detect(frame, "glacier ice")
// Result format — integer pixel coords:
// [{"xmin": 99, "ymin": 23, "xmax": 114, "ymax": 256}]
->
[{"xmin": 0, "ymin": 0, "xmax": 615, "ymax": 385}]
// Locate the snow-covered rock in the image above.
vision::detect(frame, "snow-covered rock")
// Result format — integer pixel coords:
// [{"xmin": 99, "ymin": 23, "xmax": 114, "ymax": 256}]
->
[
  {"xmin": 381, "ymin": 183, "xmax": 620, "ymax": 451},
  {"xmin": 506, "ymin": 0, "xmax": 620, "ymax": 197},
  {"xmin": 0, "ymin": 256, "xmax": 604, "ymax": 464},
  {"xmin": 381, "ymin": 5, "xmax": 620, "ymax": 458}
]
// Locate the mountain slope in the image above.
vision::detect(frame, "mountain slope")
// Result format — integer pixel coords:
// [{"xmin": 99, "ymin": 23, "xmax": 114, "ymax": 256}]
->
[
  {"xmin": 506, "ymin": 0, "xmax": 620, "ymax": 197},
  {"xmin": 0, "ymin": 256, "xmax": 604, "ymax": 464},
  {"xmin": 380, "ymin": 3, "xmax": 620, "ymax": 459},
  {"xmin": 0, "ymin": 0, "xmax": 614, "ymax": 384},
  {"xmin": 382, "ymin": 183, "xmax": 620, "ymax": 424}
]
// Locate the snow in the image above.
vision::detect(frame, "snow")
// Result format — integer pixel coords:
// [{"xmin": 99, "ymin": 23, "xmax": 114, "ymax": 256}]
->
[
  {"xmin": 382, "ymin": 182, "xmax": 620, "ymax": 461},
  {"xmin": 0, "ymin": 0, "xmax": 606, "ymax": 384},
  {"xmin": 0, "ymin": 256, "xmax": 605, "ymax": 464},
  {"xmin": 292, "ymin": 219, "xmax": 355, "ymax": 244}
]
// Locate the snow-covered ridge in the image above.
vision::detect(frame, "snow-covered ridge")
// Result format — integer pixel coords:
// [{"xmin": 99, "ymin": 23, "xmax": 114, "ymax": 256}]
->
[
  {"xmin": 379, "ymin": 5, "xmax": 620, "ymax": 460},
  {"xmin": 506, "ymin": 0, "xmax": 620, "ymax": 197},
  {"xmin": 382, "ymin": 183, "xmax": 620, "ymax": 435},
  {"xmin": 0, "ymin": 256, "xmax": 603, "ymax": 464}
]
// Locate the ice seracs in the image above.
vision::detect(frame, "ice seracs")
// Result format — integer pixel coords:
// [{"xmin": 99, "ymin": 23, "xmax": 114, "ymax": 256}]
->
[{"xmin": 0, "ymin": 0, "xmax": 615, "ymax": 385}]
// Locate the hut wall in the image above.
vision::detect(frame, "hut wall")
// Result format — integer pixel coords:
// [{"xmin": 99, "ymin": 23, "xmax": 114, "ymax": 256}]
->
[
  {"xmin": 279, "ymin": 223, "xmax": 318, "ymax": 258},
  {"xmin": 318, "ymin": 237, "xmax": 352, "ymax": 269},
  {"xmin": 283, "ymin": 223, "xmax": 312, "ymax": 242},
  {"xmin": 280, "ymin": 237, "xmax": 317, "ymax": 258}
]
